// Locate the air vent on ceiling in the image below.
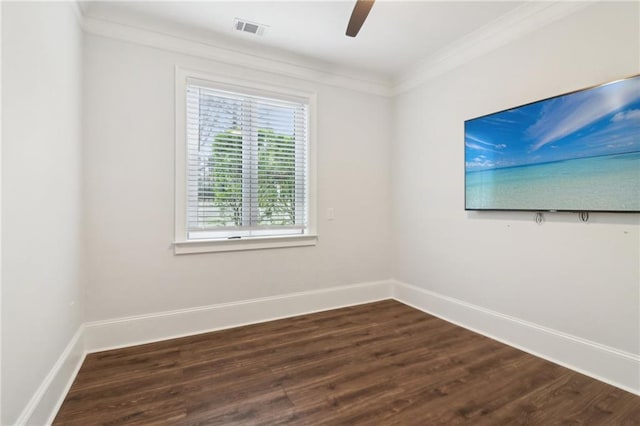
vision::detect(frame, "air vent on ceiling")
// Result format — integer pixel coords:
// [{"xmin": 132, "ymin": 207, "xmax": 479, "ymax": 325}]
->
[{"xmin": 234, "ymin": 18, "xmax": 267, "ymax": 36}]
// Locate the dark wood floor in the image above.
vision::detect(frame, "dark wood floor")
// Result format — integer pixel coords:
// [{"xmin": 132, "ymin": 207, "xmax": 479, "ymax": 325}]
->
[{"xmin": 54, "ymin": 300, "xmax": 640, "ymax": 425}]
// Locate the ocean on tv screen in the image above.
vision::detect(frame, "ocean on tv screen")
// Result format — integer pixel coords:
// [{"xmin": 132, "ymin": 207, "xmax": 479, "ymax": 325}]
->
[{"xmin": 465, "ymin": 75, "xmax": 640, "ymax": 212}]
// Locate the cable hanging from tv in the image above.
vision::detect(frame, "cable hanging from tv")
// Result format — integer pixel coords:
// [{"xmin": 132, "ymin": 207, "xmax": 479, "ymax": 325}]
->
[
  {"xmin": 535, "ymin": 212, "xmax": 544, "ymax": 225},
  {"xmin": 533, "ymin": 211, "xmax": 591, "ymax": 224}
]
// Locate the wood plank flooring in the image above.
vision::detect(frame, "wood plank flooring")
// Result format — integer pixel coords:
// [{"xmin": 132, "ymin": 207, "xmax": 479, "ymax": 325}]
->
[{"xmin": 53, "ymin": 300, "xmax": 640, "ymax": 425}]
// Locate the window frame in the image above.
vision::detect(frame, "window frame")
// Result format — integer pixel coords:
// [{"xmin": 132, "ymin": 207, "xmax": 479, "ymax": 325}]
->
[{"xmin": 174, "ymin": 66, "xmax": 317, "ymax": 254}]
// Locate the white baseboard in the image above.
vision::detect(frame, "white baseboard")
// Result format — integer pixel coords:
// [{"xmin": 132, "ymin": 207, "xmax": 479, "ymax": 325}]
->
[
  {"xmin": 84, "ymin": 280, "xmax": 392, "ymax": 353},
  {"xmin": 392, "ymin": 280, "xmax": 640, "ymax": 395},
  {"xmin": 15, "ymin": 326, "xmax": 86, "ymax": 426},
  {"xmin": 21, "ymin": 278, "xmax": 640, "ymax": 425},
  {"xmin": 20, "ymin": 280, "xmax": 391, "ymax": 425}
]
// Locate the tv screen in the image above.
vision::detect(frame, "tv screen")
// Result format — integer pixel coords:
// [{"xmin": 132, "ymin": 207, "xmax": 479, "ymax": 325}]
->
[{"xmin": 465, "ymin": 75, "xmax": 640, "ymax": 212}]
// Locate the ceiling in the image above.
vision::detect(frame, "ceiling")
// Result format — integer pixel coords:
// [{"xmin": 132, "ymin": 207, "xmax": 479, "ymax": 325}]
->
[{"xmin": 80, "ymin": 1, "xmax": 525, "ymax": 80}]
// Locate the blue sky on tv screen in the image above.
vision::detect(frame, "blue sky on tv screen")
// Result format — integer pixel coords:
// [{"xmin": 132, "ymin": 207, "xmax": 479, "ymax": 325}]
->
[{"xmin": 465, "ymin": 76, "xmax": 640, "ymax": 171}]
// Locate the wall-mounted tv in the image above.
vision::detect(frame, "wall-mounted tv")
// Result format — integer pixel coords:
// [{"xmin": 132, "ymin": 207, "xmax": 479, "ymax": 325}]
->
[{"xmin": 465, "ymin": 74, "xmax": 640, "ymax": 213}]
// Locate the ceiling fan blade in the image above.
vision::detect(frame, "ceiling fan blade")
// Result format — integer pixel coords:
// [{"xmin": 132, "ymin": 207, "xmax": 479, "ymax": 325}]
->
[{"xmin": 346, "ymin": 0, "xmax": 375, "ymax": 37}]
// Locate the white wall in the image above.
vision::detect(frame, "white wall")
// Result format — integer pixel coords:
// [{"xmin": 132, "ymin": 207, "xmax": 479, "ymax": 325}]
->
[
  {"xmin": 3, "ymin": 1, "xmax": 637, "ymax": 421},
  {"xmin": 392, "ymin": 2, "xmax": 640, "ymax": 355},
  {"xmin": 83, "ymin": 34, "xmax": 392, "ymax": 321},
  {"xmin": 1, "ymin": 2, "xmax": 84, "ymax": 424}
]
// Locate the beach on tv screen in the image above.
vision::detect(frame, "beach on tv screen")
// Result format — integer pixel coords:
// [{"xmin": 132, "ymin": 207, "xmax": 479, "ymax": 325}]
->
[{"xmin": 464, "ymin": 75, "xmax": 640, "ymax": 212}]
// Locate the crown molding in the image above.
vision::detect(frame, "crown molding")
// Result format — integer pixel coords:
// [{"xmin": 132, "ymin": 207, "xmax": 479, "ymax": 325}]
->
[
  {"xmin": 80, "ymin": 15, "xmax": 394, "ymax": 97},
  {"xmin": 78, "ymin": 1, "xmax": 594, "ymax": 98},
  {"xmin": 392, "ymin": 1, "xmax": 593, "ymax": 95}
]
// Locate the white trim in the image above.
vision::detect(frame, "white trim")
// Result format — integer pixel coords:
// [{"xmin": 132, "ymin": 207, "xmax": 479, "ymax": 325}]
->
[
  {"xmin": 80, "ymin": 3, "xmax": 593, "ymax": 97},
  {"xmin": 173, "ymin": 234, "xmax": 318, "ymax": 254},
  {"xmin": 19, "ymin": 280, "xmax": 391, "ymax": 423},
  {"xmin": 392, "ymin": 1, "xmax": 591, "ymax": 94},
  {"xmin": 392, "ymin": 280, "xmax": 640, "ymax": 396},
  {"xmin": 23, "ymin": 279, "xmax": 640, "ymax": 423},
  {"xmin": 81, "ymin": 15, "xmax": 393, "ymax": 97},
  {"xmin": 84, "ymin": 280, "xmax": 393, "ymax": 353},
  {"xmin": 174, "ymin": 66, "xmax": 318, "ymax": 253},
  {"xmin": 14, "ymin": 327, "xmax": 86, "ymax": 426}
]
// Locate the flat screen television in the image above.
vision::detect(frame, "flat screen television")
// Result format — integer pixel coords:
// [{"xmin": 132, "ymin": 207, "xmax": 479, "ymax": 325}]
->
[{"xmin": 465, "ymin": 74, "xmax": 640, "ymax": 212}]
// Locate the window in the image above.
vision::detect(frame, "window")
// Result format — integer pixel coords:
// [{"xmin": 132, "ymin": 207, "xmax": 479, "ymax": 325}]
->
[{"xmin": 174, "ymin": 68, "xmax": 316, "ymax": 253}]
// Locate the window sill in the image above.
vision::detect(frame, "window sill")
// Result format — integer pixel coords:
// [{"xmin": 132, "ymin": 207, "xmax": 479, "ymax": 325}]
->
[{"xmin": 173, "ymin": 234, "xmax": 318, "ymax": 255}]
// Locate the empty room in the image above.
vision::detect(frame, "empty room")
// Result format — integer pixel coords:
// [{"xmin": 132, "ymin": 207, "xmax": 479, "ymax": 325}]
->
[{"xmin": 2, "ymin": 0, "xmax": 640, "ymax": 424}]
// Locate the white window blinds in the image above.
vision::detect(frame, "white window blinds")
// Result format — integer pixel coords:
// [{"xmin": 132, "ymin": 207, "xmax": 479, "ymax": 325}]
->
[{"xmin": 185, "ymin": 82, "xmax": 308, "ymax": 240}]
